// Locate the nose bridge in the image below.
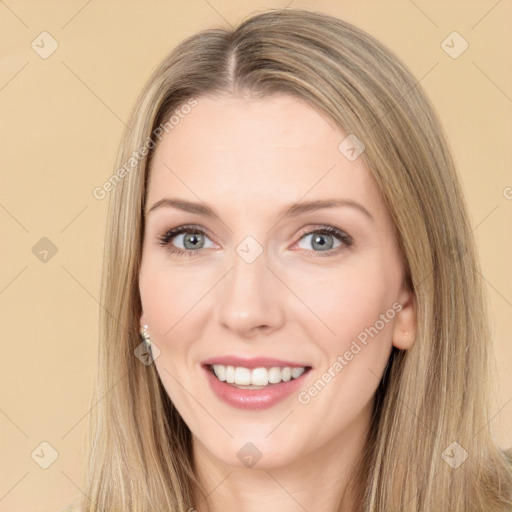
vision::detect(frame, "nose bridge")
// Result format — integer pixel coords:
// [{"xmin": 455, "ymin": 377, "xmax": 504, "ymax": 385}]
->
[{"xmin": 215, "ymin": 240, "xmax": 284, "ymax": 335}]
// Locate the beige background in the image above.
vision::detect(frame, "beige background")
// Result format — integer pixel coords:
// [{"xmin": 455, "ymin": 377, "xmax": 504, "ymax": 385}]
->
[{"xmin": 1, "ymin": 1, "xmax": 511, "ymax": 510}]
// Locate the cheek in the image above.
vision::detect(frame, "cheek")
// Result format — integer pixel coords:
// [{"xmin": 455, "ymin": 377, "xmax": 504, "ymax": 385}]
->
[
  {"xmin": 295, "ymin": 265, "xmax": 399, "ymax": 427},
  {"xmin": 139, "ymin": 256, "xmax": 213, "ymax": 345},
  {"xmin": 306, "ymin": 262, "xmax": 396, "ymax": 334},
  {"xmin": 139, "ymin": 260, "xmax": 204, "ymax": 408}
]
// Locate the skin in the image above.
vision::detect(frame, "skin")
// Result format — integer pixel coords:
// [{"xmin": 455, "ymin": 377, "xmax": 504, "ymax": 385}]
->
[{"xmin": 139, "ymin": 94, "xmax": 416, "ymax": 512}]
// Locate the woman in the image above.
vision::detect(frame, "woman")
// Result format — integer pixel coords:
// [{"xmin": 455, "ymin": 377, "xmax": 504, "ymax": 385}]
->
[{"xmin": 77, "ymin": 8, "xmax": 512, "ymax": 511}]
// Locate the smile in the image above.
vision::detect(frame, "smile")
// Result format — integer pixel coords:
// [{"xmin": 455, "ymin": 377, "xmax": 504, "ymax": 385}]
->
[
  {"xmin": 211, "ymin": 364, "xmax": 306, "ymax": 388},
  {"xmin": 202, "ymin": 363, "xmax": 312, "ymax": 410}
]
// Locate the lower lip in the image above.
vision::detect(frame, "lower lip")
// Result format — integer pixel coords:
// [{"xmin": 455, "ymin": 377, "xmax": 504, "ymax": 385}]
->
[{"xmin": 202, "ymin": 365, "xmax": 311, "ymax": 410}]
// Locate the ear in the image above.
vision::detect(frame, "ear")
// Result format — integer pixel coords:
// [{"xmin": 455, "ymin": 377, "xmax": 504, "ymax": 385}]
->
[
  {"xmin": 392, "ymin": 287, "xmax": 416, "ymax": 350},
  {"xmin": 140, "ymin": 311, "xmax": 148, "ymax": 330}
]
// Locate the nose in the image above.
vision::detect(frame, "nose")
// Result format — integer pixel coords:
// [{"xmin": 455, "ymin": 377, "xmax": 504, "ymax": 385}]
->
[{"xmin": 215, "ymin": 246, "xmax": 286, "ymax": 339}]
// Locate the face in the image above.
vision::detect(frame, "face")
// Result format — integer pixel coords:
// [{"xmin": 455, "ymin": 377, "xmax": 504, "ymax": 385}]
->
[{"xmin": 138, "ymin": 94, "xmax": 416, "ymax": 470}]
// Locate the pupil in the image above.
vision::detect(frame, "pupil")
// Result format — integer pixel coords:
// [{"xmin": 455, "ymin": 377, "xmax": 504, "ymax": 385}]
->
[
  {"xmin": 312, "ymin": 234, "xmax": 333, "ymax": 251},
  {"xmin": 184, "ymin": 233, "xmax": 203, "ymax": 249}
]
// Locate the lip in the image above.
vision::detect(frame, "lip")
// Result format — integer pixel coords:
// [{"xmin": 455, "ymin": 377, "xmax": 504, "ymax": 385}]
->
[
  {"xmin": 202, "ymin": 363, "xmax": 312, "ymax": 410},
  {"xmin": 201, "ymin": 356, "xmax": 310, "ymax": 369}
]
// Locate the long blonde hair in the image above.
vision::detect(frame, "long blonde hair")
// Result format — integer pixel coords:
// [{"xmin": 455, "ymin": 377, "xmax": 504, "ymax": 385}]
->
[{"xmin": 77, "ymin": 8, "xmax": 512, "ymax": 511}]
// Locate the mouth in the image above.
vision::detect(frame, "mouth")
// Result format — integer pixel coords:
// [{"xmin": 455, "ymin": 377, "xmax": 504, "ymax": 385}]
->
[
  {"xmin": 200, "ymin": 355, "xmax": 314, "ymax": 409},
  {"xmin": 205, "ymin": 363, "xmax": 313, "ymax": 389}
]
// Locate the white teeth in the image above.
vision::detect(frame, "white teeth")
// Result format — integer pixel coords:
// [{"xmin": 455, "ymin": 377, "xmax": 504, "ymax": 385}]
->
[
  {"xmin": 268, "ymin": 367, "xmax": 282, "ymax": 384},
  {"xmin": 234, "ymin": 367, "xmax": 251, "ymax": 385},
  {"xmin": 211, "ymin": 365, "xmax": 306, "ymax": 386},
  {"xmin": 291, "ymin": 367, "xmax": 305, "ymax": 378},
  {"xmin": 250, "ymin": 367, "xmax": 268, "ymax": 386},
  {"xmin": 214, "ymin": 364, "xmax": 226, "ymax": 381},
  {"xmin": 225, "ymin": 365, "xmax": 235, "ymax": 383}
]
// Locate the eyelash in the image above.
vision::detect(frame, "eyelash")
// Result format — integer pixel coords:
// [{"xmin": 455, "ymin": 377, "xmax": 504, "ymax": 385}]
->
[{"xmin": 156, "ymin": 224, "xmax": 353, "ymax": 258}]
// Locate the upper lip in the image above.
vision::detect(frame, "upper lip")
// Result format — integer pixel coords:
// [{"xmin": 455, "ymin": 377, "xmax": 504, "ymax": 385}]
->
[{"xmin": 202, "ymin": 356, "xmax": 311, "ymax": 369}]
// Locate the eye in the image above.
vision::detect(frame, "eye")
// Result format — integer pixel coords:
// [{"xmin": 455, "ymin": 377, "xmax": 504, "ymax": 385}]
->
[
  {"xmin": 294, "ymin": 226, "xmax": 353, "ymax": 256},
  {"xmin": 156, "ymin": 225, "xmax": 216, "ymax": 257},
  {"xmin": 156, "ymin": 224, "xmax": 353, "ymax": 258}
]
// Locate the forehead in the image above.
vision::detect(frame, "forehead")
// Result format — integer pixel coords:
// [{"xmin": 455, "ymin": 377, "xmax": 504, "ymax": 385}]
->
[
  {"xmin": 159, "ymin": 93, "xmax": 338, "ymax": 146},
  {"xmin": 146, "ymin": 94, "xmax": 383, "ymax": 220}
]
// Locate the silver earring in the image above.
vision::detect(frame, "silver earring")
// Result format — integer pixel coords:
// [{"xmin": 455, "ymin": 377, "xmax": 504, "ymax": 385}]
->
[{"xmin": 140, "ymin": 324, "xmax": 151, "ymax": 349}]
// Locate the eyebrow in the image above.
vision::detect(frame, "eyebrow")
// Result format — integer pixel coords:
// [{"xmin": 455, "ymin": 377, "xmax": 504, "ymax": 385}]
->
[{"xmin": 145, "ymin": 197, "xmax": 374, "ymax": 222}]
